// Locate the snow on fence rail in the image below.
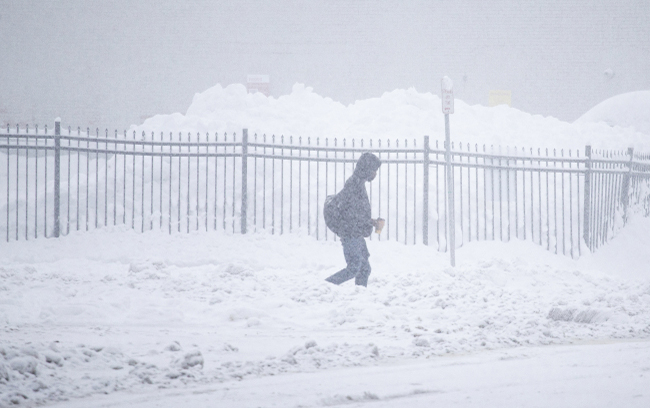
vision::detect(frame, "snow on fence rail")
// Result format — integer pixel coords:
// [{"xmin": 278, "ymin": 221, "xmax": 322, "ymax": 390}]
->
[{"xmin": 2, "ymin": 121, "xmax": 650, "ymax": 257}]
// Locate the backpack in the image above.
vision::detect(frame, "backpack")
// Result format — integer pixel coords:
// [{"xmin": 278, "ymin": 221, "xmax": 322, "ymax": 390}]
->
[{"xmin": 323, "ymin": 193, "xmax": 344, "ymax": 235}]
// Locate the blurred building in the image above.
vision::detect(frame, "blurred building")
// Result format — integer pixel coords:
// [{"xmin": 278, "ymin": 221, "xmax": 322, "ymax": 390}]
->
[{"xmin": 246, "ymin": 75, "xmax": 270, "ymax": 96}]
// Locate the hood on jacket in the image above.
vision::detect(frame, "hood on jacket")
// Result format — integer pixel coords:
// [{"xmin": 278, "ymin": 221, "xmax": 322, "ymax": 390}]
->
[{"xmin": 353, "ymin": 152, "xmax": 382, "ymax": 181}]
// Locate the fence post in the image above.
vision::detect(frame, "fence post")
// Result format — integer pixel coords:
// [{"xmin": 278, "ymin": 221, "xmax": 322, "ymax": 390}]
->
[
  {"xmin": 54, "ymin": 118, "xmax": 61, "ymax": 238},
  {"xmin": 620, "ymin": 147, "xmax": 634, "ymax": 224},
  {"xmin": 241, "ymin": 129, "xmax": 248, "ymax": 234},
  {"xmin": 583, "ymin": 145, "xmax": 591, "ymax": 250},
  {"xmin": 423, "ymin": 135, "xmax": 429, "ymax": 245},
  {"xmin": 445, "ymin": 115, "xmax": 455, "ymax": 266}
]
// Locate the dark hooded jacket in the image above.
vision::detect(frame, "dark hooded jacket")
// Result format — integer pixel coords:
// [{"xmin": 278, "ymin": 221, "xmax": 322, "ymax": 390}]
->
[{"xmin": 336, "ymin": 153, "xmax": 382, "ymax": 238}]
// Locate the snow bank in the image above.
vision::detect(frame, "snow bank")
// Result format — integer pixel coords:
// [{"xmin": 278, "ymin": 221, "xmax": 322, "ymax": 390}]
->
[
  {"xmin": 133, "ymin": 83, "xmax": 650, "ymax": 150},
  {"xmin": 575, "ymin": 90, "xmax": 650, "ymax": 136}
]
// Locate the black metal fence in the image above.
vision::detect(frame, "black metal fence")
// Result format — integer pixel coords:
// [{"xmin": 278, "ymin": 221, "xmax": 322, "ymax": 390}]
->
[{"xmin": 2, "ymin": 121, "xmax": 650, "ymax": 258}]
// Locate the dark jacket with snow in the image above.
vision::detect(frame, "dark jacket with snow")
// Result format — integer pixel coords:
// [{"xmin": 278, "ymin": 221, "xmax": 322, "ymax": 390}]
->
[{"xmin": 335, "ymin": 153, "xmax": 382, "ymax": 238}]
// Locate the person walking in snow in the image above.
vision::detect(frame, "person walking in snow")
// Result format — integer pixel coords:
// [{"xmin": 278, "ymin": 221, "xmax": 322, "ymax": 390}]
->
[{"xmin": 324, "ymin": 152, "xmax": 384, "ymax": 287}]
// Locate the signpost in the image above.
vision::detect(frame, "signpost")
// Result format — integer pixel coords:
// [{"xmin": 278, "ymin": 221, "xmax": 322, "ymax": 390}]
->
[{"xmin": 442, "ymin": 76, "xmax": 455, "ymax": 266}]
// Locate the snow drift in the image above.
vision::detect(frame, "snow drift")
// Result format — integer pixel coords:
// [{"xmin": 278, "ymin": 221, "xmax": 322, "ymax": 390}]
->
[{"xmin": 134, "ymin": 83, "xmax": 650, "ymax": 151}]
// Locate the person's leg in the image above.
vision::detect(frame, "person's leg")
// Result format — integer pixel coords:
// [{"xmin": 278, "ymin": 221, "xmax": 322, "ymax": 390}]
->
[
  {"xmin": 354, "ymin": 239, "xmax": 371, "ymax": 287},
  {"xmin": 325, "ymin": 237, "xmax": 363, "ymax": 285}
]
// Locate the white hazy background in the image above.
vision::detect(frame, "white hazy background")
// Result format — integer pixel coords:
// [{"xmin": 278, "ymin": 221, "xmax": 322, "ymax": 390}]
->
[
  {"xmin": 2, "ymin": 2, "xmax": 650, "ymax": 405},
  {"xmin": 1, "ymin": 0, "xmax": 649, "ymax": 129}
]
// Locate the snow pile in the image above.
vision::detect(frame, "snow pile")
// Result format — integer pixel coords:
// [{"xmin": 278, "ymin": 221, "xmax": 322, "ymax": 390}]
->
[
  {"xmin": 575, "ymin": 90, "xmax": 650, "ymax": 136},
  {"xmin": 1, "ymin": 224, "xmax": 649, "ymax": 405},
  {"xmin": 133, "ymin": 83, "xmax": 650, "ymax": 150}
]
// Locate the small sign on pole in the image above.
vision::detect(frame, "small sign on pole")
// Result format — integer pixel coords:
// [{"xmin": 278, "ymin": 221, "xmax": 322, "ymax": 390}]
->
[{"xmin": 441, "ymin": 76, "xmax": 454, "ymax": 114}]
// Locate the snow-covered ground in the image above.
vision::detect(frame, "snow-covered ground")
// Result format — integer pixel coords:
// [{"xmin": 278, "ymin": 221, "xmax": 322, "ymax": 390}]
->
[
  {"xmin": 2, "ymin": 85, "xmax": 650, "ymax": 407},
  {"xmin": 1, "ymin": 218, "xmax": 649, "ymax": 407},
  {"xmin": 43, "ymin": 339, "xmax": 650, "ymax": 408}
]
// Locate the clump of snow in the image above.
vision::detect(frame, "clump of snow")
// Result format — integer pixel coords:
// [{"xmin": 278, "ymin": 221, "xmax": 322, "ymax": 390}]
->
[
  {"xmin": 441, "ymin": 76, "xmax": 454, "ymax": 91},
  {"xmin": 575, "ymin": 90, "xmax": 650, "ymax": 136}
]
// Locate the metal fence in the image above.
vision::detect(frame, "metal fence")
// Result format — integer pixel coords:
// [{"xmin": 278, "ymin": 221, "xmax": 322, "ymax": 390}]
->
[
  {"xmin": 440, "ymin": 143, "xmax": 648, "ymax": 257},
  {"xmin": 2, "ymin": 121, "xmax": 650, "ymax": 257}
]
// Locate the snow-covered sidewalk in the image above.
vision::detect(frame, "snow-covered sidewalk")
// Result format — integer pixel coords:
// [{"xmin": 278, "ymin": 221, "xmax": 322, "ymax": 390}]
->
[
  {"xmin": 46, "ymin": 340, "xmax": 650, "ymax": 408},
  {"xmin": 1, "ymin": 223, "xmax": 650, "ymax": 406}
]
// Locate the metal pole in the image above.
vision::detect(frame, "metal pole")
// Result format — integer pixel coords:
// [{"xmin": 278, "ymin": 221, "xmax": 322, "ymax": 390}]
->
[
  {"xmin": 445, "ymin": 114, "xmax": 455, "ymax": 266},
  {"xmin": 621, "ymin": 147, "xmax": 634, "ymax": 224},
  {"xmin": 423, "ymin": 136, "xmax": 429, "ymax": 245},
  {"xmin": 241, "ymin": 129, "xmax": 248, "ymax": 234},
  {"xmin": 583, "ymin": 145, "xmax": 592, "ymax": 250},
  {"xmin": 54, "ymin": 119, "xmax": 61, "ymax": 238}
]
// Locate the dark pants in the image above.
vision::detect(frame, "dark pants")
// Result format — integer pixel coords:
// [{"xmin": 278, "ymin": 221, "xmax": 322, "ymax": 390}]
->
[{"xmin": 325, "ymin": 236, "xmax": 371, "ymax": 287}]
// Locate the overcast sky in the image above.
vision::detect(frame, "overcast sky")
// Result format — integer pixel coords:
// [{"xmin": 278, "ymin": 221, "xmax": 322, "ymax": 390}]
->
[{"xmin": 1, "ymin": 0, "xmax": 649, "ymax": 130}]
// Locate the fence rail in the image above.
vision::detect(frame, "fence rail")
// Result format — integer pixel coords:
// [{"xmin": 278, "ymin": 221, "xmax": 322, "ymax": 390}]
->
[{"xmin": 2, "ymin": 120, "xmax": 650, "ymax": 259}]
